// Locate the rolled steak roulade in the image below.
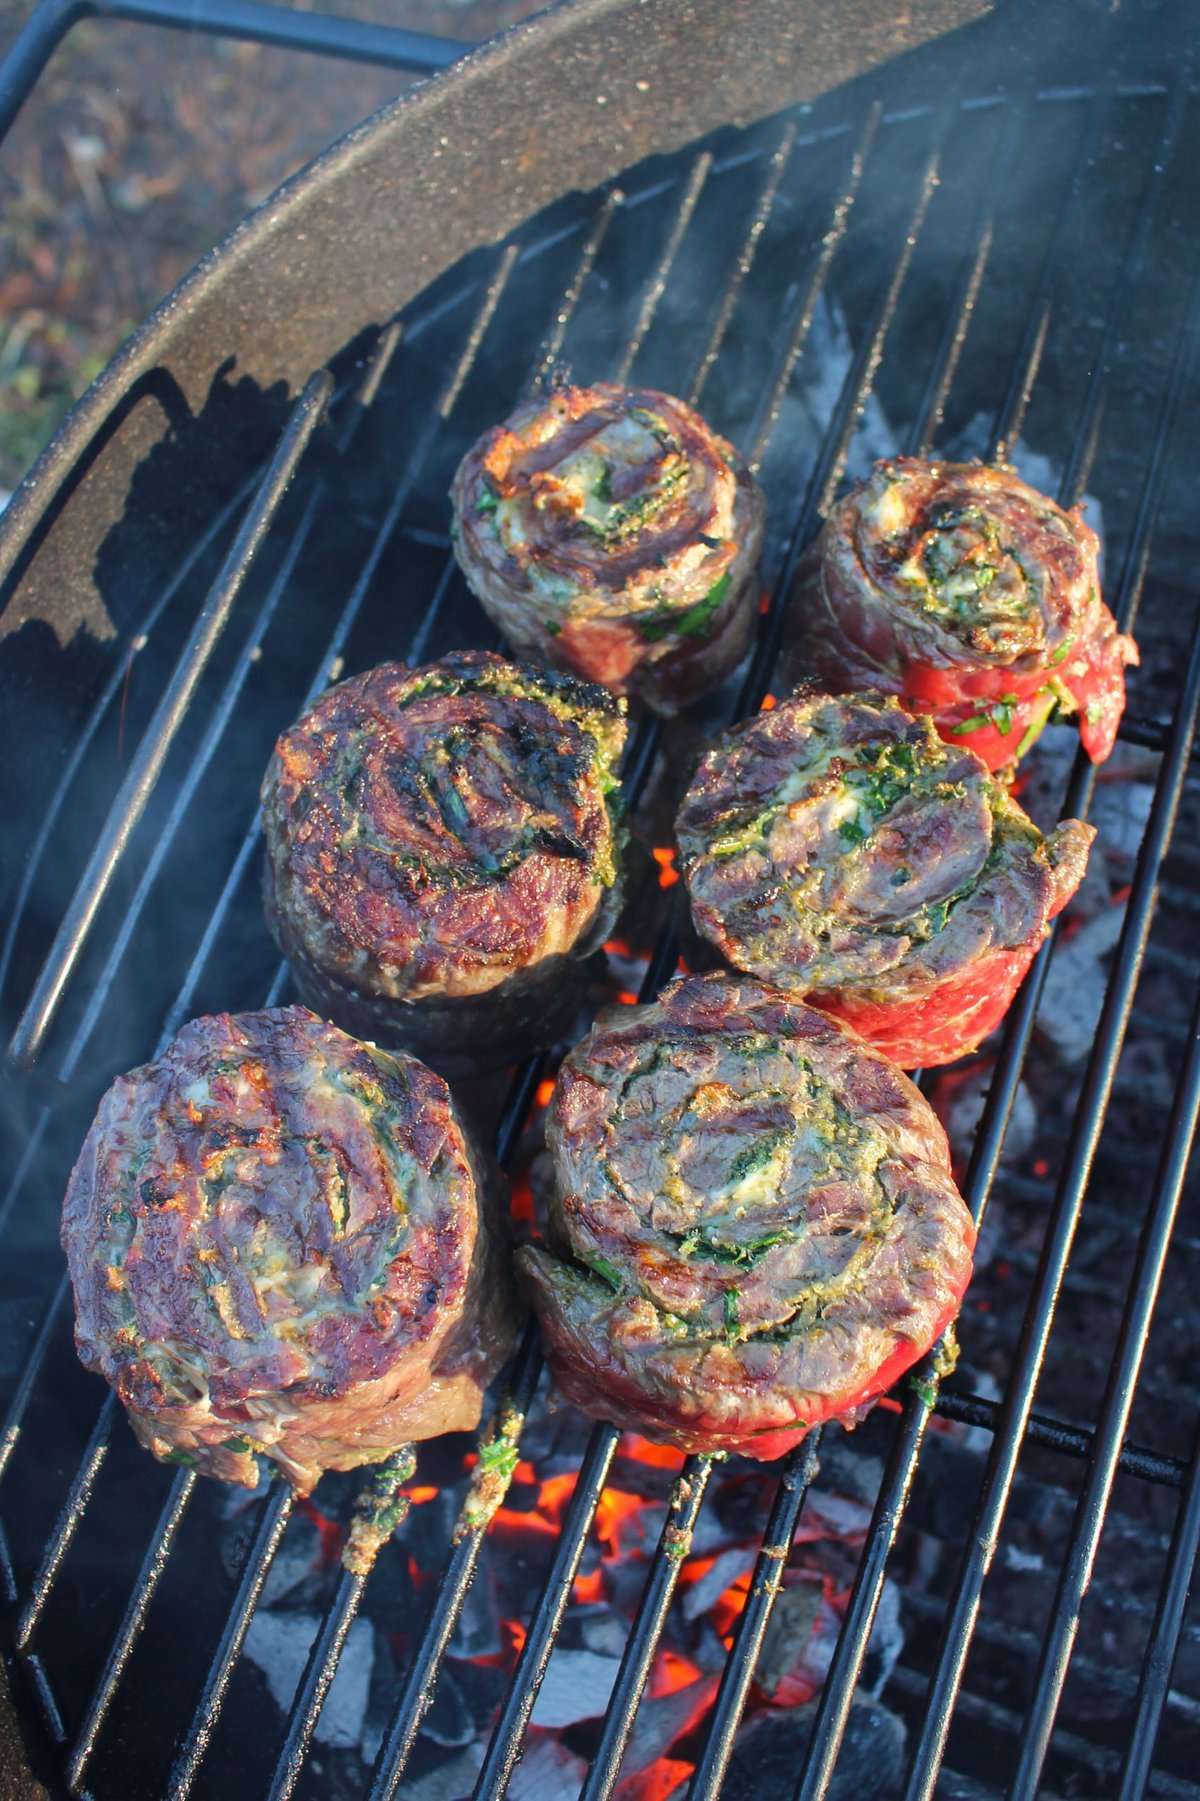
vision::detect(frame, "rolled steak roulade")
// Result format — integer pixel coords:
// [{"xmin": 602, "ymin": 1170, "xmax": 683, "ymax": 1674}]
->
[
  {"xmin": 450, "ymin": 383, "xmax": 765, "ymax": 715},
  {"xmin": 676, "ymin": 689, "xmax": 1093, "ymax": 1068},
  {"xmin": 62, "ymin": 1007, "xmax": 518, "ymax": 1492},
  {"xmin": 519, "ymin": 972, "xmax": 975, "ymax": 1460},
  {"xmin": 785, "ymin": 457, "xmax": 1137, "ymax": 771},
  {"xmin": 261, "ymin": 650, "xmax": 627, "ymax": 1074}
]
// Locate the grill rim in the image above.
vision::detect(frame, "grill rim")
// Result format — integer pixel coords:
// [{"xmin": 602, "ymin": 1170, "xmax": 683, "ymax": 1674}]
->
[
  {"xmin": 2, "ymin": 9, "xmax": 1200, "ymax": 1801},
  {"xmin": 0, "ymin": 0, "xmax": 987, "ymax": 653}
]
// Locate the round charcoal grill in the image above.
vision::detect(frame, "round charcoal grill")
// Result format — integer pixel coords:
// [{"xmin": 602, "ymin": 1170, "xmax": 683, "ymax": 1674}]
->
[{"xmin": 3, "ymin": 1, "xmax": 1200, "ymax": 1796}]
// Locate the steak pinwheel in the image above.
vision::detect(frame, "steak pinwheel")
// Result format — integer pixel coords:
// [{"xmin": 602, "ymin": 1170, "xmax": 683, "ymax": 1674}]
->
[
  {"xmin": 262, "ymin": 650, "xmax": 627, "ymax": 1073},
  {"xmin": 61, "ymin": 1007, "xmax": 518, "ymax": 1493},
  {"xmin": 786, "ymin": 457, "xmax": 1138, "ymax": 771},
  {"xmin": 518, "ymin": 972, "xmax": 975, "ymax": 1459},
  {"xmin": 450, "ymin": 382, "xmax": 766, "ymax": 714},
  {"xmin": 676, "ymin": 690, "xmax": 1093, "ymax": 1068}
]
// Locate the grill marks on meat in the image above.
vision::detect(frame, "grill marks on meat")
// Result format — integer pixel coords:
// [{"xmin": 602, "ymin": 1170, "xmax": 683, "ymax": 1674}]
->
[
  {"xmin": 786, "ymin": 458, "xmax": 1138, "ymax": 770},
  {"xmin": 261, "ymin": 650, "xmax": 627, "ymax": 1073},
  {"xmin": 450, "ymin": 384, "xmax": 766, "ymax": 715},
  {"xmin": 677, "ymin": 691, "xmax": 1093, "ymax": 1067},
  {"xmin": 518, "ymin": 973, "xmax": 975, "ymax": 1459},
  {"xmin": 62, "ymin": 1008, "xmax": 518, "ymax": 1493}
]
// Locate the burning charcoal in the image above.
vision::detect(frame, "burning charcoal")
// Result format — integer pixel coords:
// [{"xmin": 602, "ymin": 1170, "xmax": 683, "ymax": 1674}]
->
[
  {"xmin": 447, "ymin": 1551, "xmax": 503, "ymax": 1659},
  {"xmin": 507, "ymin": 1736, "xmax": 589, "ymax": 1799},
  {"xmin": 619, "ymin": 1674, "xmax": 721, "ymax": 1775},
  {"xmin": 681, "ymin": 1545, "xmax": 757, "ymax": 1622},
  {"xmin": 860, "ymin": 1578, "xmax": 904, "ymax": 1699},
  {"xmin": 257, "ymin": 1512, "xmax": 329, "ymax": 1611},
  {"xmin": 804, "ymin": 1487, "xmax": 874, "ymax": 1541},
  {"xmin": 934, "ymin": 1065, "xmax": 1036, "ymax": 1173},
  {"xmin": 580, "ymin": 1606, "xmax": 632, "ymax": 1658},
  {"xmin": 242, "ymin": 1611, "xmax": 374, "ymax": 1749},
  {"xmin": 723, "ymin": 1696, "xmax": 907, "ymax": 1799},
  {"xmin": 754, "ymin": 1572, "xmax": 842, "ymax": 1706},
  {"xmin": 401, "ymin": 1748, "xmax": 484, "ymax": 1801},
  {"xmin": 1037, "ymin": 904, "xmax": 1127, "ymax": 1064},
  {"xmin": 530, "ymin": 1649, "xmax": 621, "ymax": 1727},
  {"xmin": 419, "ymin": 1663, "xmax": 475, "ymax": 1750}
]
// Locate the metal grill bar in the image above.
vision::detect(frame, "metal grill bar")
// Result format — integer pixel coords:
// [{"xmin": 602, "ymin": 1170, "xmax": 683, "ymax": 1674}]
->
[
  {"xmin": 615, "ymin": 151, "xmax": 714, "ymax": 385},
  {"xmin": 688, "ymin": 120, "xmax": 800, "ymax": 409},
  {"xmin": 1059, "ymin": 70, "xmax": 1192, "ymax": 509},
  {"xmin": 82, "ymin": 227, "xmax": 573, "ymax": 1796},
  {"xmin": 364, "ymin": 1328, "xmax": 545, "ymax": 1801},
  {"xmin": 0, "ymin": 481, "xmax": 252, "ymax": 1006},
  {"xmin": 688, "ymin": 1437, "xmax": 825, "ymax": 1801},
  {"xmin": 166, "ymin": 1482, "xmax": 295, "ymax": 1800},
  {"xmin": 64, "ymin": 1467, "xmax": 197, "ymax": 1791},
  {"xmin": 746, "ymin": 103, "xmax": 881, "ymax": 470},
  {"xmin": 478, "ymin": 112, "xmax": 933, "ymax": 1799},
  {"xmin": 900, "ymin": 571, "xmax": 1200, "ymax": 1801},
  {"xmin": 931, "ymin": 1392, "xmax": 1188, "ymax": 1488},
  {"xmin": 257, "ymin": 197, "xmax": 632, "ymax": 1798},
  {"xmin": 366, "ymin": 113, "xmax": 882, "ymax": 1800},
  {"xmin": 6, "ymin": 367, "xmax": 334, "ymax": 1070},
  {"xmin": 1116, "ymin": 1424, "xmax": 1200, "ymax": 1797},
  {"xmin": 791, "ymin": 82, "xmax": 1195, "ymax": 1797},
  {"xmin": 473, "ymin": 1424, "xmax": 622, "ymax": 1799},
  {"xmin": 907, "ymin": 99, "xmax": 1025, "ymax": 458},
  {"xmin": 987, "ymin": 92, "xmax": 1110, "ymax": 465},
  {"xmin": 266, "ymin": 1567, "xmax": 369, "ymax": 1801},
  {"xmin": 16, "ymin": 1387, "xmax": 117, "ymax": 1655},
  {"xmin": 580, "ymin": 1453, "xmax": 715, "ymax": 1801},
  {"xmin": 1011, "ymin": 967, "xmax": 1200, "ymax": 1789}
]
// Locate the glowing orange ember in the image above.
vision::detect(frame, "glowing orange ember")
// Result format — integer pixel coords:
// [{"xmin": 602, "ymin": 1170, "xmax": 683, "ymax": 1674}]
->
[
  {"xmin": 650, "ymin": 1648, "xmax": 703, "ymax": 1698},
  {"xmin": 535, "ymin": 1077, "xmax": 557, "ymax": 1110},
  {"xmin": 572, "ymin": 1566, "xmax": 606, "ymax": 1604},
  {"xmin": 407, "ymin": 1486, "xmax": 439, "ymax": 1505},
  {"xmin": 536, "ymin": 1472, "xmax": 578, "ymax": 1526},
  {"xmin": 604, "ymin": 937, "xmax": 637, "ymax": 958},
  {"xmin": 620, "ymin": 1759, "xmax": 696, "ymax": 1801},
  {"xmin": 714, "ymin": 1570, "xmax": 752, "ymax": 1643},
  {"xmin": 759, "ymin": 692, "xmax": 777, "ymax": 710},
  {"xmin": 618, "ymin": 990, "xmax": 640, "ymax": 1006},
  {"xmin": 296, "ymin": 1495, "xmax": 344, "ymax": 1564},
  {"xmin": 759, "ymin": 589, "xmax": 771, "ymax": 615},
  {"xmin": 619, "ymin": 1433, "xmax": 684, "ymax": 1473},
  {"xmin": 595, "ymin": 1487, "xmax": 648, "ymax": 1560},
  {"xmin": 652, "ymin": 846, "xmax": 679, "ymax": 888}
]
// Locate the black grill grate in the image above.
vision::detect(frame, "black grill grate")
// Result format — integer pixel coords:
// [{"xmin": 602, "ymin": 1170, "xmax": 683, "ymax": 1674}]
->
[{"xmin": 2, "ymin": 8, "xmax": 1200, "ymax": 1799}]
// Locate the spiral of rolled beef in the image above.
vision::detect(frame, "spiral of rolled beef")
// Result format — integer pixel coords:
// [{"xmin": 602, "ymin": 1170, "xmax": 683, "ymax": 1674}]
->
[
  {"xmin": 786, "ymin": 457, "xmax": 1138, "ymax": 771},
  {"xmin": 518, "ymin": 972, "xmax": 975, "ymax": 1459},
  {"xmin": 62, "ymin": 1008, "xmax": 518, "ymax": 1492},
  {"xmin": 676, "ymin": 690, "xmax": 1093, "ymax": 1068},
  {"xmin": 262, "ymin": 651, "xmax": 627, "ymax": 1073},
  {"xmin": 450, "ymin": 383, "xmax": 766, "ymax": 714}
]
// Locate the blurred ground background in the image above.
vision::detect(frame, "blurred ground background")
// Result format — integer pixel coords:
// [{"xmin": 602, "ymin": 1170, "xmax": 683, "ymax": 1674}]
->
[{"xmin": 0, "ymin": 0, "xmax": 544, "ymax": 497}]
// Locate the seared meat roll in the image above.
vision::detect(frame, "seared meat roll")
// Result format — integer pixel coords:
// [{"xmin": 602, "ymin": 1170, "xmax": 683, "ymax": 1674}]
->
[
  {"xmin": 786, "ymin": 457, "xmax": 1138, "ymax": 771},
  {"xmin": 677, "ymin": 690, "xmax": 1093, "ymax": 1068},
  {"xmin": 450, "ymin": 383, "xmax": 765, "ymax": 714},
  {"xmin": 62, "ymin": 1007, "xmax": 517, "ymax": 1493},
  {"xmin": 519, "ymin": 972, "xmax": 975, "ymax": 1459},
  {"xmin": 262, "ymin": 651, "xmax": 627, "ymax": 1073}
]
